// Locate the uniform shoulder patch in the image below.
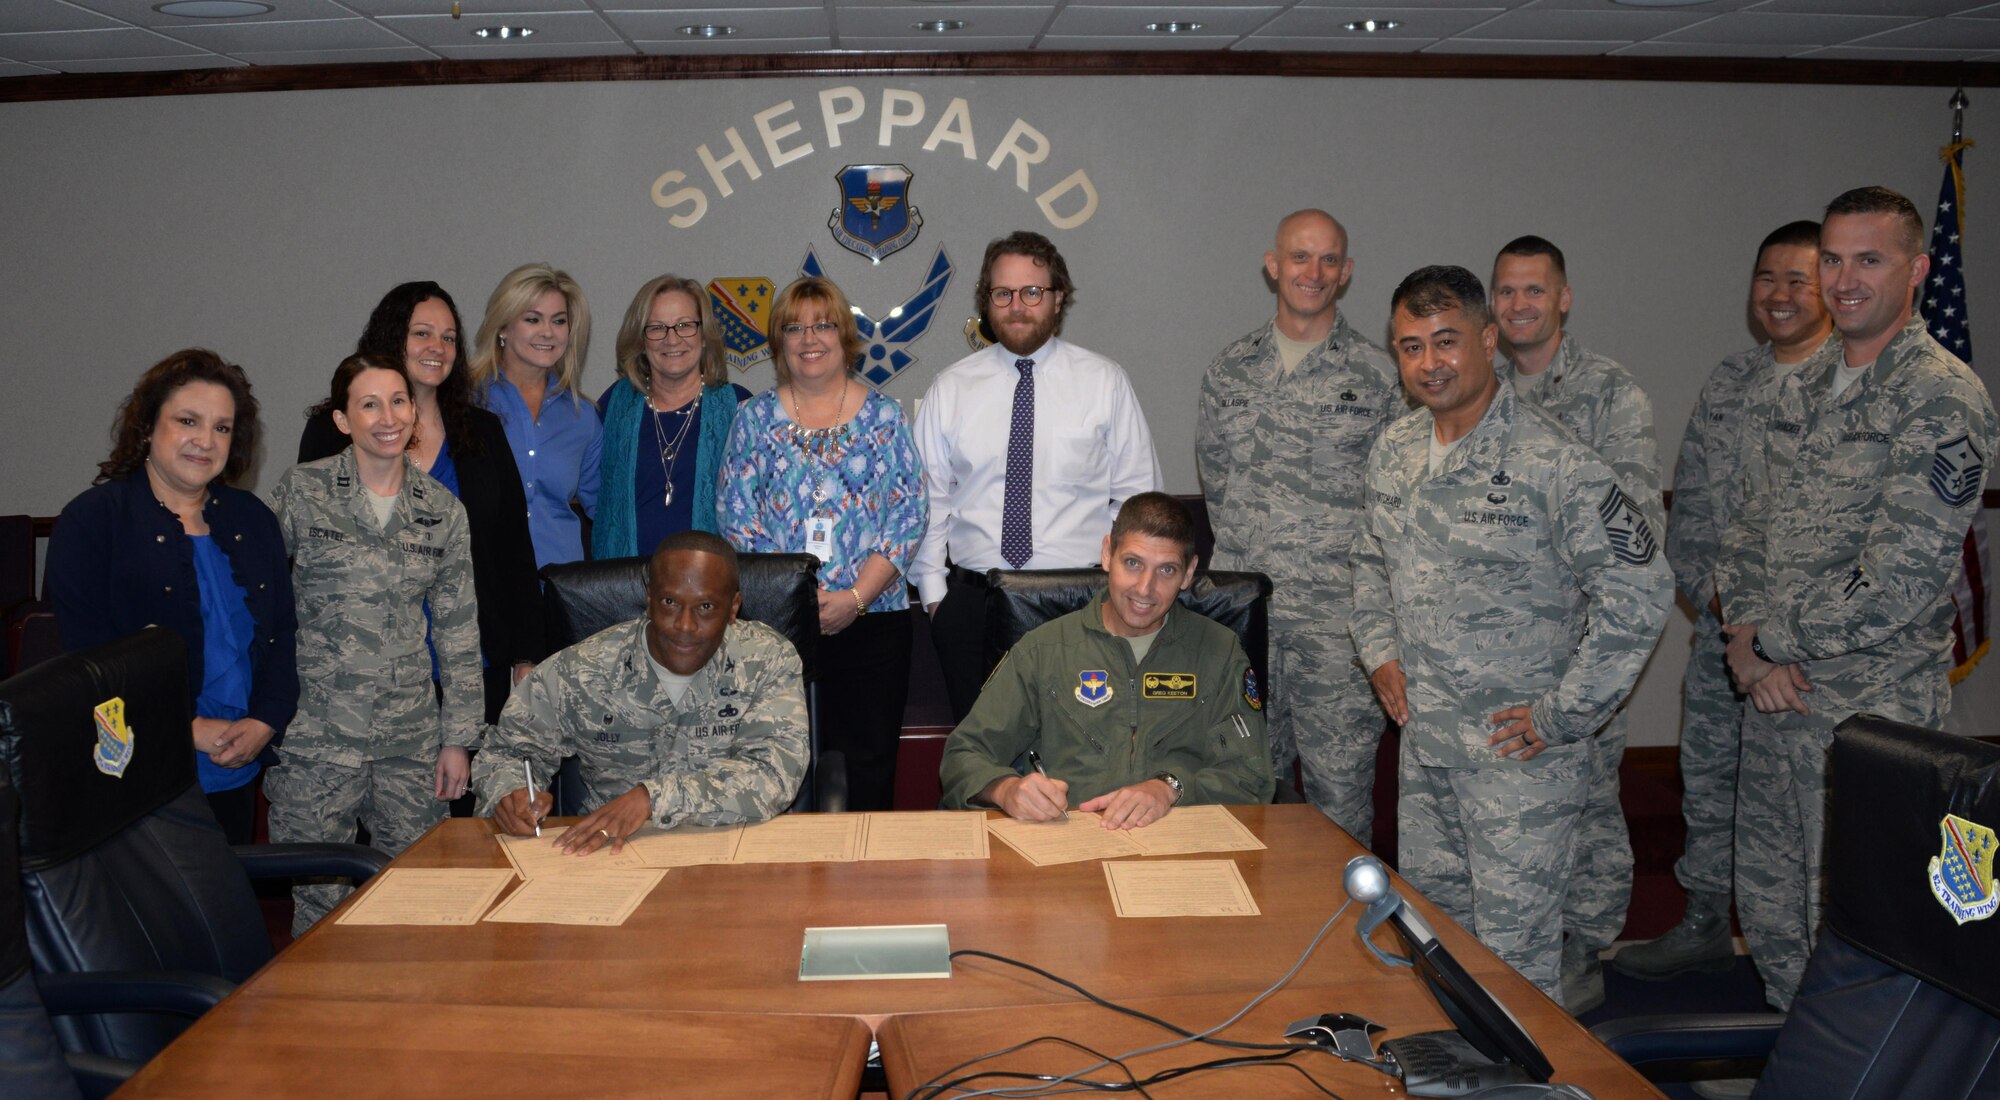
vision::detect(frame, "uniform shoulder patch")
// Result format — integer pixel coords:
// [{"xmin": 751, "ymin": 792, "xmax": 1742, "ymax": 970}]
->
[
  {"xmin": 1141, "ymin": 672, "xmax": 1197, "ymax": 699},
  {"xmin": 1598, "ymin": 485, "xmax": 1659, "ymax": 566},
  {"xmin": 1241, "ymin": 668, "xmax": 1262, "ymax": 711},
  {"xmin": 1931, "ymin": 434, "xmax": 1985, "ymax": 508},
  {"xmin": 1929, "ymin": 813, "xmax": 1999, "ymax": 924}
]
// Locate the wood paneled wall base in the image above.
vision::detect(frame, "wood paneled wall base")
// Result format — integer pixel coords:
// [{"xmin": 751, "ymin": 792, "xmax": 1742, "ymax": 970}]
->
[{"xmin": 5, "ymin": 51, "xmax": 1998, "ymax": 104}]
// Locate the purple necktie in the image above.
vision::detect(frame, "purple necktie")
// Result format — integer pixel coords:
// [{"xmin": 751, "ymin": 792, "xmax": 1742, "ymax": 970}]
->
[{"xmin": 1001, "ymin": 357, "xmax": 1035, "ymax": 569}]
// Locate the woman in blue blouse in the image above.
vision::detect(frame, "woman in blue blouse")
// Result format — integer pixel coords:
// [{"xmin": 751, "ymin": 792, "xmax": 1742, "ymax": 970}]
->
[
  {"xmin": 49, "ymin": 349, "xmax": 298, "ymax": 844},
  {"xmin": 469, "ymin": 263, "xmax": 601, "ymax": 570},
  {"xmin": 719, "ymin": 277, "xmax": 927, "ymax": 810},
  {"xmin": 594, "ymin": 273, "xmax": 749, "ymax": 559}
]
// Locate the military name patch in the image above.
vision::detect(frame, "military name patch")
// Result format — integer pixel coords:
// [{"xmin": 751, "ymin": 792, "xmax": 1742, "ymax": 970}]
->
[
  {"xmin": 306, "ymin": 525, "xmax": 351, "ymax": 543},
  {"xmin": 1931, "ymin": 434, "xmax": 1984, "ymax": 508},
  {"xmin": 1242, "ymin": 668, "xmax": 1262, "ymax": 711},
  {"xmin": 1374, "ymin": 491, "xmax": 1402, "ymax": 508},
  {"xmin": 1598, "ymin": 485, "xmax": 1659, "ymax": 566},
  {"xmin": 1928, "ymin": 813, "xmax": 1998, "ymax": 925},
  {"xmin": 1075, "ymin": 670, "xmax": 1112, "ymax": 708},
  {"xmin": 1770, "ymin": 420, "xmax": 1804, "ymax": 436},
  {"xmin": 1141, "ymin": 672, "xmax": 1197, "ymax": 699},
  {"xmin": 92, "ymin": 696, "xmax": 134, "ymax": 778}
]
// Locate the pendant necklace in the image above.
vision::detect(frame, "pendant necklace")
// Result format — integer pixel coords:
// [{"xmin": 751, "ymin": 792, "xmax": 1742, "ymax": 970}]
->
[
  {"xmin": 650, "ymin": 392, "xmax": 701, "ymax": 506},
  {"xmin": 785, "ymin": 377, "xmax": 851, "ymax": 505}
]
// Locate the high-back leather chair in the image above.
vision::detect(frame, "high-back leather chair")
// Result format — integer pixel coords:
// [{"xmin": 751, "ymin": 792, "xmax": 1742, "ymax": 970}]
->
[
  {"xmin": 1596, "ymin": 714, "xmax": 2000, "ymax": 1095},
  {"xmin": 539, "ymin": 552, "xmax": 842, "ymax": 813},
  {"xmin": 0, "ymin": 751, "xmax": 81, "ymax": 1100},
  {"xmin": 981, "ymin": 568, "xmax": 1274, "ymax": 689},
  {"xmin": 0, "ymin": 626, "xmax": 385, "ymax": 1063}
]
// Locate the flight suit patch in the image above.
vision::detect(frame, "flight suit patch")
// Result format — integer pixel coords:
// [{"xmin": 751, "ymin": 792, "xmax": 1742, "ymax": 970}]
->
[
  {"xmin": 1141, "ymin": 672, "xmax": 1197, "ymax": 699},
  {"xmin": 1075, "ymin": 671, "xmax": 1112, "ymax": 707}
]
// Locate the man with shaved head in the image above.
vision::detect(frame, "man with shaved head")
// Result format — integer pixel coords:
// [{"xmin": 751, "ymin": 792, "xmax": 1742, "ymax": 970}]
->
[
  {"xmin": 1197, "ymin": 208, "xmax": 1403, "ymax": 845},
  {"xmin": 473, "ymin": 530, "xmax": 809, "ymax": 854}
]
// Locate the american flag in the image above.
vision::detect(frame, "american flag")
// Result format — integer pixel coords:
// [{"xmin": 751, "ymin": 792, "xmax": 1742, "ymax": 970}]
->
[{"xmin": 1926, "ymin": 141, "xmax": 1990, "ymax": 682}]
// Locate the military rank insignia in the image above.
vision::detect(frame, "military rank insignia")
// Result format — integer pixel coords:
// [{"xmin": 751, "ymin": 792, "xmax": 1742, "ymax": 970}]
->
[
  {"xmin": 1141, "ymin": 672, "xmax": 1197, "ymax": 699},
  {"xmin": 707, "ymin": 277, "xmax": 776, "ymax": 374},
  {"xmin": 1931, "ymin": 434, "xmax": 1984, "ymax": 508},
  {"xmin": 1598, "ymin": 485, "xmax": 1659, "ymax": 566},
  {"xmin": 92, "ymin": 696, "xmax": 134, "ymax": 778},
  {"xmin": 1929, "ymin": 813, "xmax": 1999, "ymax": 925},
  {"xmin": 1075, "ymin": 670, "xmax": 1112, "ymax": 708},
  {"xmin": 1241, "ymin": 669, "xmax": 1262, "ymax": 711}
]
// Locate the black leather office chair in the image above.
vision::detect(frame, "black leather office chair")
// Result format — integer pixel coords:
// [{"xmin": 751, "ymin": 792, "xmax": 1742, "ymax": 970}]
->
[
  {"xmin": 1594, "ymin": 714, "xmax": 2000, "ymax": 1096},
  {"xmin": 981, "ymin": 568, "xmax": 1273, "ymax": 685},
  {"xmin": 0, "ymin": 626, "xmax": 386, "ymax": 1064},
  {"xmin": 539, "ymin": 552, "xmax": 843, "ymax": 814}
]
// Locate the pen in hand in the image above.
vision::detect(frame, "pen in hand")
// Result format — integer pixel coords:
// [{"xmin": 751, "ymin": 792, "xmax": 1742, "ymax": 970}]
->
[
  {"xmin": 525, "ymin": 759, "xmax": 541, "ymax": 838},
  {"xmin": 1027, "ymin": 749, "xmax": 1068, "ymax": 823}
]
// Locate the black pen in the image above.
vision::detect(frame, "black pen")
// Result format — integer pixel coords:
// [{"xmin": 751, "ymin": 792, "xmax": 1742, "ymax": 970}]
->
[{"xmin": 1027, "ymin": 750, "xmax": 1068, "ymax": 823}]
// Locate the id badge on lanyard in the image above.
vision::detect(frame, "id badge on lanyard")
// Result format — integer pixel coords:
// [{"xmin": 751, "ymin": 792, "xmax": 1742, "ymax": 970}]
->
[{"xmin": 805, "ymin": 514, "xmax": 838, "ymax": 564}]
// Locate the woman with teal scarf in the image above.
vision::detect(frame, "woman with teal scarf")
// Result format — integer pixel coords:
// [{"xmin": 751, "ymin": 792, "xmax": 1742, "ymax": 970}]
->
[{"xmin": 595, "ymin": 274, "xmax": 749, "ymax": 557}]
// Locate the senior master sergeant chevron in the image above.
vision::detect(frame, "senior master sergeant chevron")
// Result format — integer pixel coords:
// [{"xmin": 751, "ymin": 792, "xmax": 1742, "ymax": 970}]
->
[
  {"xmin": 473, "ymin": 531, "xmax": 809, "ymax": 853},
  {"xmin": 1350, "ymin": 265, "xmax": 1672, "ymax": 1003}
]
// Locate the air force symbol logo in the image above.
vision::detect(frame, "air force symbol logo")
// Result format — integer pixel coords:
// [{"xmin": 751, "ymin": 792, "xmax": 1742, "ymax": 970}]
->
[
  {"xmin": 829, "ymin": 164, "xmax": 922, "ymax": 261},
  {"xmin": 1076, "ymin": 670, "xmax": 1112, "ymax": 708},
  {"xmin": 708, "ymin": 277, "xmax": 776, "ymax": 373},
  {"xmin": 1929, "ymin": 813, "xmax": 1999, "ymax": 925},
  {"xmin": 1599, "ymin": 485, "xmax": 1658, "ymax": 566},
  {"xmin": 801, "ymin": 247, "xmax": 954, "ymax": 389},
  {"xmin": 1931, "ymin": 434, "xmax": 1984, "ymax": 508}
]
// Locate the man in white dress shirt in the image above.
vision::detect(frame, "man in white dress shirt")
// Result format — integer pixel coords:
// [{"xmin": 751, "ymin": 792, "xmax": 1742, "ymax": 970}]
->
[{"xmin": 912, "ymin": 230, "xmax": 1162, "ymax": 720}]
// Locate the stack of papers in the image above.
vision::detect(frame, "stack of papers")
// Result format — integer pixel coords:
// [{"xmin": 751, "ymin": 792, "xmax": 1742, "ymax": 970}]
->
[{"xmin": 987, "ymin": 804, "xmax": 1266, "ymax": 866}]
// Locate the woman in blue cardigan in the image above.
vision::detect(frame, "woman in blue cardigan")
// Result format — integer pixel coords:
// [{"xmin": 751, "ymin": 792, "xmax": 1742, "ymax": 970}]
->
[
  {"xmin": 48, "ymin": 349, "xmax": 298, "ymax": 844},
  {"xmin": 594, "ymin": 273, "xmax": 749, "ymax": 559}
]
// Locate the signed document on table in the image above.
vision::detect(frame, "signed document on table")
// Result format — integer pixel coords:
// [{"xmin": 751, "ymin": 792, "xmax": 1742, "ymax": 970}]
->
[
  {"xmin": 860, "ymin": 811, "xmax": 991, "ymax": 861},
  {"xmin": 1102, "ymin": 860, "xmax": 1261, "ymax": 918},
  {"xmin": 496, "ymin": 826, "xmax": 651, "ymax": 878},
  {"xmin": 986, "ymin": 806, "xmax": 1267, "ymax": 867},
  {"xmin": 732, "ymin": 813, "xmax": 867, "ymax": 863},
  {"xmin": 482, "ymin": 867, "xmax": 668, "ymax": 926},
  {"xmin": 334, "ymin": 867, "xmax": 518, "ymax": 926}
]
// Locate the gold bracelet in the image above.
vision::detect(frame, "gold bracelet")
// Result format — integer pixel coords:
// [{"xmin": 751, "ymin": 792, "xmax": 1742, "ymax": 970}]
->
[{"xmin": 852, "ymin": 588, "xmax": 868, "ymax": 617}]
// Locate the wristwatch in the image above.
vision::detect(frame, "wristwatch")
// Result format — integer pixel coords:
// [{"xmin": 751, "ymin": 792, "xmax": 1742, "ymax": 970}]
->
[
  {"xmin": 1750, "ymin": 635, "xmax": 1771, "ymax": 663},
  {"xmin": 1154, "ymin": 772, "xmax": 1184, "ymax": 803}
]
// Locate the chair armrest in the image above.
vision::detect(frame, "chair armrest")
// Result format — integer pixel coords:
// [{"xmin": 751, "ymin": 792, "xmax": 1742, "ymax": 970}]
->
[
  {"xmin": 232, "ymin": 842, "xmax": 392, "ymax": 884},
  {"xmin": 816, "ymin": 749, "xmax": 848, "ymax": 814},
  {"xmin": 68, "ymin": 1052, "xmax": 146, "ymax": 1100},
  {"xmin": 37, "ymin": 970, "xmax": 234, "ymax": 1018},
  {"xmin": 1589, "ymin": 1012, "xmax": 1785, "ymax": 1066}
]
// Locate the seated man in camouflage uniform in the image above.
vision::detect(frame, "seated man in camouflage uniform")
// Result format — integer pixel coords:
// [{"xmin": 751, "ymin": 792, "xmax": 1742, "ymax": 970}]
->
[
  {"xmin": 474, "ymin": 531, "xmax": 809, "ymax": 854},
  {"xmin": 939, "ymin": 492, "xmax": 1275, "ymax": 829}
]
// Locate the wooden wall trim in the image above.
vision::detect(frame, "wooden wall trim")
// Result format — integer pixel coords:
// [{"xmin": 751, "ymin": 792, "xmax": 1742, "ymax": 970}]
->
[{"xmin": 5, "ymin": 49, "xmax": 1997, "ymax": 104}]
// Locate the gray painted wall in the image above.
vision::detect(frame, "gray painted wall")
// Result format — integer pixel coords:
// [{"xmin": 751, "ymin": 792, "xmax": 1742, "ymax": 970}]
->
[{"xmin": 4, "ymin": 74, "xmax": 1994, "ymax": 744}]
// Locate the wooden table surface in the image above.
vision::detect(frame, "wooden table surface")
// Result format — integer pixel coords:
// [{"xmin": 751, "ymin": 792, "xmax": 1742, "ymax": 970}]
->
[{"xmin": 116, "ymin": 805, "xmax": 1660, "ymax": 1098}]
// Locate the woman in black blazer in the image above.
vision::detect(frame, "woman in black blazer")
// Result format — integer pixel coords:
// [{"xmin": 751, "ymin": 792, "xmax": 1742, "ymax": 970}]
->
[{"xmin": 300, "ymin": 282, "xmax": 543, "ymax": 732}]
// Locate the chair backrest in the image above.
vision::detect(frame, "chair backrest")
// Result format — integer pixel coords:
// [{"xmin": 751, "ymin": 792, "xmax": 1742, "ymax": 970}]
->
[
  {"xmin": 0, "ymin": 515, "xmax": 33, "ymax": 614},
  {"xmin": 1754, "ymin": 715, "xmax": 2000, "ymax": 1097},
  {"xmin": 539, "ymin": 553, "xmax": 829, "ymax": 812},
  {"xmin": 0, "ymin": 626, "xmax": 268, "ymax": 1062},
  {"xmin": 982, "ymin": 568, "xmax": 1273, "ymax": 686},
  {"xmin": 0, "ymin": 750, "xmax": 84, "ymax": 1100}
]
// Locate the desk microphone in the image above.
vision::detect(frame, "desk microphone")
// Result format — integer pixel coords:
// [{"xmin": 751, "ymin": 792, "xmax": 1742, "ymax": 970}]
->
[{"xmin": 1344, "ymin": 855, "xmax": 1416, "ymax": 969}]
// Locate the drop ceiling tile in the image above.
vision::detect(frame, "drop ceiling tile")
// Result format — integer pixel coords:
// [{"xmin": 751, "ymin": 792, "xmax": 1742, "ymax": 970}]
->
[
  {"xmin": 1609, "ymin": 39, "xmax": 1809, "ymax": 55},
  {"xmin": 233, "ymin": 45, "xmax": 440, "ymax": 64},
  {"xmin": 601, "ymin": 7, "xmax": 830, "ymax": 38},
  {"xmin": 1453, "ymin": 8, "xmax": 1707, "ymax": 39},
  {"xmin": 1428, "ymin": 36, "xmax": 1627, "ymax": 52},
  {"xmin": 837, "ymin": 5, "xmax": 1051, "ymax": 36},
  {"xmin": 340, "ymin": 0, "xmax": 591, "ymax": 12},
  {"xmin": 1653, "ymin": 11, "xmax": 1922, "ymax": 44},
  {"xmin": 383, "ymin": 11, "xmax": 623, "ymax": 45},
  {"xmin": 0, "ymin": 59, "xmax": 62, "ymax": 75},
  {"xmin": 0, "ymin": 26, "xmax": 206, "ymax": 61},
  {"xmin": 1746, "ymin": 0, "xmax": 1979, "ymax": 14},
  {"xmin": 1233, "ymin": 33, "xmax": 1432, "ymax": 50},
  {"xmin": 838, "ymin": 34, "xmax": 1042, "ymax": 49},
  {"xmin": 67, "ymin": 0, "xmax": 363, "ymax": 25},
  {"xmin": 1843, "ymin": 15, "xmax": 2000, "ymax": 47},
  {"xmin": 1521, "ymin": 0, "xmax": 1758, "ymax": 10},
  {"xmin": 1038, "ymin": 33, "xmax": 1241, "ymax": 48},
  {"xmin": 50, "ymin": 53, "xmax": 245, "ymax": 71},
  {"xmin": 631, "ymin": 35, "xmax": 834, "ymax": 53},
  {"xmin": 1795, "ymin": 43, "xmax": 1995, "ymax": 58},
  {"xmin": 1045, "ymin": 6, "xmax": 1281, "ymax": 35},
  {"xmin": 167, "ymin": 17, "xmax": 410, "ymax": 51},
  {"xmin": 0, "ymin": 4, "xmax": 125, "ymax": 33},
  {"xmin": 432, "ymin": 40, "xmax": 639, "ymax": 57},
  {"xmin": 1259, "ymin": 8, "xmax": 1506, "ymax": 38}
]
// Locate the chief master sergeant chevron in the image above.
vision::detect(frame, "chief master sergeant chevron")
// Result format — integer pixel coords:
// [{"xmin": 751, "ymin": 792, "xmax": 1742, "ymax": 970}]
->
[
  {"xmin": 1717, "ymin": 185, "xmax": 1999, "ymax": 1011},
  {"xmin": 939, "ymin": 493, "xmax": 1274, "ymax": 828},
  {"xmin": 473, "ymin": 531, "xmax": 809, "ymax": 854},
  {"xmin": 1349, "ymin": 265, "xmax": 1671, "ymax": 1003}
]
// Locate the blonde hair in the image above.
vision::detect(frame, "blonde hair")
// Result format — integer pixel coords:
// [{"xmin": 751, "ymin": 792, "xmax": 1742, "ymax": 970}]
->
[
  {"xmin": 470, "ymin": 263, "xmax": 592, "ymax": 399},
  {"xmin": 767, "ymin": 277, "xmax": 864, "ymax": 387},
  {"xmin": 615, "ymin": 275, "xmax": 728, "ymax": 392}
]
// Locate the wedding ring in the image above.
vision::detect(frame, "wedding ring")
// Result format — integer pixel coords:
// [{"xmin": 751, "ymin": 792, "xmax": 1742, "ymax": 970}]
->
[{"xmin": 600, "ymin": 829, "xmax": 613, "ymax": 839}]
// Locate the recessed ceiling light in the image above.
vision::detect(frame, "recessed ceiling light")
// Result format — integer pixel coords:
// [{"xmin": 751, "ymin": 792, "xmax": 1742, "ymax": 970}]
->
[
  {"xmin": 1344, "ymin": 19, "xmax": 1401, "ymax": 33},
  {"xmin": 679, "ymin": 24, "xmax": 737, "ymax": 37},
  {"xmin": 1144, "ymin": 22, "xmax": 1203, "ymax": 34},
  {"xmin": 153, "ymin": 1, "xmax": 273, "ymax": 16},
  {"xmin": 472, "ymin": 25, "xmax": 534, "ymax": 39},
  {"xmin": 913, "ymin": 20, "xmax": 966, "ymax": 32}
]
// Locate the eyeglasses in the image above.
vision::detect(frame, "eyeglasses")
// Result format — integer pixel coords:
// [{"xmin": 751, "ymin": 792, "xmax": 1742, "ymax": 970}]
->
[
  {"xmin": 988, "ymin": 286, "xmax": 1053, "ymax": 307},
  {"xmin": 643, "ymin": 320, "xmax": 701, "ymax": 341},
  {"xmin": 780, "ymin": 321, "xmax": 840, "ymax": 337}
]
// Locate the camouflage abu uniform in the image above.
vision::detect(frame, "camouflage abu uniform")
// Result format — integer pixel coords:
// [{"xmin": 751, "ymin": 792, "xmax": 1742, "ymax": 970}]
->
[
  {"xmin": 473, "ymin": 618, "xmax": 808, "ymax": 828},
  {"xmin": 1663, "ymin": 333, "xmax": 1832, "ymax": 902},
  {"xmin": 1499, "ymin": 334, "xmax": 1661, "ymax": 955},
  {"xmin": 1350, "ymin": 382, "xmax": 1672, "ymax": 1000},
  {"xmin": 1718, "ymin": 316, "xmax": 1997, "ymax": 1008},
  {"xmin": 266, "ymin": 450, "xmax": 483, "ymax": 931},
  {"xmin": 1196, "ymin": 314, "xmax": 1402, "ymax": 844}
]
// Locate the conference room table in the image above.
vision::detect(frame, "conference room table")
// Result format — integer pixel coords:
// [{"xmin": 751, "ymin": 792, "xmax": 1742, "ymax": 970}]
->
[{"xmin": 114, "ymin": 804, "xmax": 1663, "ymax": 1098}]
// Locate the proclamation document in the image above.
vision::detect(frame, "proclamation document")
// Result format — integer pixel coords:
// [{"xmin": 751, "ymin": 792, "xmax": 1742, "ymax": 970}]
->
[
  {"xmin": 1126, "ymin": 804, "xmax": 1267, "ymax": 856},
  {"xmin": 625, "ymin": 824, "xmax": 745, "ymax": 867},
  {"xmin": 496, "ymin": 827, "xmax": 651, "ymax": 879},
  {"xmin": 334, "ymin": 868, "xmax": 516, "ymax": 926},
  {"xmin": 1102, "ymin": 859, "xmax": 1261, "ymax": 918},
  {"xmin": 860, "ymin": 811, "xmax": 991, "ymax": 861},
  {"xmin": 987, "ymin": 812, "xmax": 1144, "ymax": 866},
  {"xmin": 732, "ymin": 813, "xmax": 866, "ymax": 863},
  {"xmin": 481, "ymin": 867, "xmax": 667, "ymax": 926}
]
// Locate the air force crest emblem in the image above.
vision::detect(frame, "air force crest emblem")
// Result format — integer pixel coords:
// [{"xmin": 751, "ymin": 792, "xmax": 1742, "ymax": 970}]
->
[
  {"xmin": 1598, "ymin": 485, "xmax": 1658, "ymax": 566},
  {"xmin": 93, "ymin": 696, "xmax": 134, "ymax": 778},
  {"xmin": 800, "ymin": 247, "xmax": 954, "ymax": 389},
  {"xmin": 707, "ymin": 277, "xmax": 776, "ymax": 373},
  {"xmin": 1076, "ymin": 670, "xmax": 1112, "ymax": 708},
  {"xmin": 1931, "ymin": 434, "xmax": 1984, "ymax": 508},
  {"xmin": 1929, "ymin": 813, "xmax": 1999, "ymax": 924},
  {"xmin": 829, "ymin": 164, "xmax": 922, "ymax": 261}
]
